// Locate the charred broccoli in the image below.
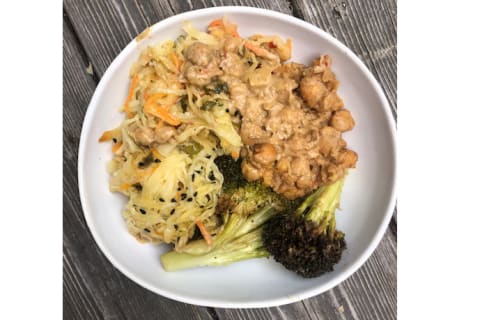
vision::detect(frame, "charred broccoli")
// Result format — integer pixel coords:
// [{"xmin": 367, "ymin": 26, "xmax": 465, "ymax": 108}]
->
[
  {"xmin": 262, "ymin": 178, "xmax": 346, "ymax": 278},
  {"xmin": 214, "ymin": 155, "xmax": 247, "ymax": 192},
  {"xmin": 161, "ymin": 221, "xmax": 270, "ymax": 271},
  {"xmin": 168, "ymin": 179, "xmax": 287, "ymax": 257},
  {"xmin": 160, "ymin": 178, "xmax": 346, "ymax": 277},
  {"xmin": 161, "ymin": 181, "xmax": 282, "ymax": 269}
]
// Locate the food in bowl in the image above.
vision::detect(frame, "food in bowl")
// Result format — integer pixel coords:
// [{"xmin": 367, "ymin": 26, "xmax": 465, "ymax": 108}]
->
[{"xmin": 98, "ymin": 17, "xmax": 357, "ymax": 277}]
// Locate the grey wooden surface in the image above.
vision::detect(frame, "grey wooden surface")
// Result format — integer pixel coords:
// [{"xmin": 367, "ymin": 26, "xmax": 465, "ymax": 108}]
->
[{"xmin": 63, "ymin": 1, "xmax": 397, "ymax": 319}]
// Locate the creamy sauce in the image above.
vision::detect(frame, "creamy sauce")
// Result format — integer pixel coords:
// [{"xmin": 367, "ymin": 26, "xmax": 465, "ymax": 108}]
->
[{"xmin": 182, "ymin": 33, "xmax": 357, "ymax": 199}]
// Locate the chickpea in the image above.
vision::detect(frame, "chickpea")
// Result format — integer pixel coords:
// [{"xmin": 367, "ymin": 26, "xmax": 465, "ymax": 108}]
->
[
  {"xmin": 185, "ymin": 42, "xmax": 213, "ymax": 66},
  {"xmin": 134, "ymin": 127, "xmax": 155, "ymax": 146},
  {"xmin": 252, "ymin": 143, "xmax": 277, "ymax": 165},
  {"xmin": 155, "ymin": 125, "xmax": 176, "ymax": 143},
  {"xmin": 241, "ymin": 161, "xmax": 262, "ymax": 181},
  {"xmin": 337, "ymin": 149, "xmax": 358, "ymax": 168},
  {"xmin": 330, "ymin": 109, "xmax": 355, "ymax": 132},
  {"xmin": 290, "ymin": 157, "xmax": 310, "ymax": 176},
  {"xmin": 322, "ymin": 92, "xmax": 344, "ymax": 112},
  {"xmin": 223, "ymin": 36, "xmax": 242, "ymax": 52},
  {"xmin": 299, "ymin": 75, "xmax": 327, "ymax": 109},
  {"xmin": 318, "ymin": 126, "xmax": 341, "ymax": 156},
  {"xmin": 276, "ymin": 158, "xmax": 290, "ymax": 172}
]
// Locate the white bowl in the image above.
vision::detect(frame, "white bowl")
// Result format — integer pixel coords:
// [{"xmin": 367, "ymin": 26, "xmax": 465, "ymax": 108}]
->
[{"xmin": 78, "ymin": 6, "xmax": 396, "ymax": 308}]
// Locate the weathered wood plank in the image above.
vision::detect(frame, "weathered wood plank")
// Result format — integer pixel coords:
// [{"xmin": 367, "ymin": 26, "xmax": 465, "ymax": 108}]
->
[
  {"xmin": 64, "ymin": 1, "xmax": 396, "ymax": 319},
  {"xmin": 64, "ymin": 0, "xmax": 175, "ymax": 77},
  {"xmin": 63, "ymin": 0, "xmax": 293, "ymax": 77},
  {"xmin": 303, "ymin": 228, "xmax": 396, "ymax": 320},
  {"xmin": 290, "ymin": 0, "xmax": 397, "ymax": 119},
  {"xmin": 64, "ymin": 13, "xmax": 216, "ymax": 320},
  {"xmin": 213, "ymin": 229, "xmax": 396, "ymax": 320},
  {"xmin": 215, "ymin": 302, "xmax": 314, "ymax": 320},
  {"xmin": 288, "ymin": 2, "xmax": 397, "ymax": 319},
  {"xmin": 291, "ymin": 0, "xmax": 398, "ymax": 244},
  {"xmin": 168, "ymin": 0, "xmax": 292, "ymax": 15}
]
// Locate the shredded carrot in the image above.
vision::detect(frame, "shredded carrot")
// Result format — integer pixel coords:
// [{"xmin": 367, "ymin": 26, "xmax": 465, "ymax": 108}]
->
[
  {"xmin": 98, "ymin": 129, "xmax": 118, "ymax": 142},
  {"xmin": 169, "ymin": 52, "xmax": 181, "ymax": 72},
  {"xmin": 124, "ymin": 74, "xmax": 139, "ymax": 118},
  {"xmin": 144, "ymin": 94, "xmax": 181, "ymax": 126},
  {"xmin": 244, "ymin": 41, "xmax": 278, "ymax": 60},
  {"xmin": 267, "ymin": 41, "xmax": 277, "ymax": 49},
  {"xmin": 112, "ymin": 141, "xmax": 123, "ymax": 153},
  {"xmin": 118, "ymin": 165, "xmax": 159, "ymax": 192},
  {"xmin": 150, "ymin": 147, "xmax": 162, "ymax": 160},
  {"xmin": 175, "ymin": 190, "xmax": 182, "ymax": 201},
  {"xmin": 120, "ymin": 183, "xmax": 131, "ymax": 191},
  {"xmin": 166, "ymin": 94, "xmax": 179, "ymax": 105},
  {"xmin": 151, "ymin": 91, "xmax": 179, "ymax": 105},
  {"xmin": 137, "ymin": 165, "xmax": 158, "ymax": 178},
  {"xmin": 231, "ymin": 151, "xmax": 240, "ymax": 160},
  {"xmin": 143, "ymin": 85, "xmax": 150, "ymax": 100},
  {"xmin": 224, "ymin": 23, "xmax": 239, "ymax": 37},
  {"xmin": 195, "ymin": 220, "xmax": 213, "ymax": 246},
  {"xmin": 286, "ymin": 38, "xmax": 292, "ymax": 50},
  {"xmin": 208, "ymin": 18, "xmax": 239, "ymax": 37},
  {"xmin": 208, "ymin": 19, "xmax": 224, "ymax": 28}
]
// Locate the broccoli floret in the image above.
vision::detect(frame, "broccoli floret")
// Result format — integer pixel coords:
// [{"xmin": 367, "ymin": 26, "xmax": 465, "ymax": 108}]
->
[
  {"xmin": 214, "ymin": 155, "xmax": 302, "ymax": 209},
  {"xmin": 174, "ymin": 156, "xmax": 296, "ymax": 256},
  {"xmin": 214, "ymin": 155, "xmax": 247, "ymax": 191},
  {"xmin": 160, "ymin": 178, "xmax": 347, "ymax": 277},
  {"xmin": 216, "ymin": 180, "xmax": 286, "ymax": 216},
  {"xmin": 173, "ymin": 181, "xmax": 284, "ymax": 256},
  {"xmin": 161, "ymin": 151, "xmax": 346, "ymax": 276},
  {"xmin": 262, "ymin": 179, "xmax": 346, "ymax": 278}
]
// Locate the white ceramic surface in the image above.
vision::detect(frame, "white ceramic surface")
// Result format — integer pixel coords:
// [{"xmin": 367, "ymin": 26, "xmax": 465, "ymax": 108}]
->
[{"xmin": 78, "ymin": 6, "xmax": 396, "ymax": 308}]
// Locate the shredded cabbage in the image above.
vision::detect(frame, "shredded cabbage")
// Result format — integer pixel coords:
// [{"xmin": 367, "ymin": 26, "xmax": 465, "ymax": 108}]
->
[{"xmin": 100, "ymin": 17, "xmax": 290, "ymax": 250}]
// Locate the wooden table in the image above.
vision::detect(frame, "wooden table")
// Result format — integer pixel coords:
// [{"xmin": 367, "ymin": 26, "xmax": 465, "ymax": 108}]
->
[{"xmin": 63, "ymin": 1, "xmax": 396, "ymax": 319}]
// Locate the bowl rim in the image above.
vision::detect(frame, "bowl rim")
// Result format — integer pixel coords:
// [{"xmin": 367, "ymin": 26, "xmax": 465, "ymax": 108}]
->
[{"xmin": 77, "ymin": 5, "xmax": 397, "ymax": 308}]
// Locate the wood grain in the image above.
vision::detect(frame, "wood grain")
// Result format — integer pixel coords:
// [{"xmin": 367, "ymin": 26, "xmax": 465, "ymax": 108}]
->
[
  {"xmin": 63, "ymin": 0, "xmax": 397, "ymax": 319},
  {"xmin": 291, "ymin": 0, "xmax": 397, "ymax": 119},
  {"xmin": 64, "ymin": 13, "xmax": 216, "ymax": 320},
  {"xmin": 214, "ymin": 229, "xmax": 396, "ymax": 320}
]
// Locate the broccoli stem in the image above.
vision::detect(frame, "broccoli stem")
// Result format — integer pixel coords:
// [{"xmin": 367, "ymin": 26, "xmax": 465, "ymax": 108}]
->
[
  {"xmin": 178, "ymin": 214, "xmax": 247, "ymax": 255},
  {"xmin": 294, "ymin": 186, "xmax": 325, "ymax": 216},
  {"xmin": 178, "ymin": 206, "xmax": 277, "ymax": 255},
  {"xmin": 161, "ymin": 229, "xmax": 268, "ymax": 271},
  {"xmin": 232, "ymin": 206, "xmax": 277, "ymax": 239},
  {"xmin": 304, "ymin": 179, "xmax": 344, "ymax": 230},
  {"xmin": 161, "ymin": 178, "xmax": 347, "ymax": 274}
]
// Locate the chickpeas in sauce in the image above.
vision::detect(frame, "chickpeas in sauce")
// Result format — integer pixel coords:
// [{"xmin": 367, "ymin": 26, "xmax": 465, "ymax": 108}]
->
[{"xmin": 182, "ymin": 35, "xmax": 357, "ymax": 200}]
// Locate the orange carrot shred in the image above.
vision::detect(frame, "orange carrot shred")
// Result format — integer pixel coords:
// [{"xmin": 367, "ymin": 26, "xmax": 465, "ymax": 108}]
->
[
  {"xmin": 112, "ymin": 141, "xmax": 123, "ymax": 153},
  {"xmin": 143, "ymin": 88, "xmax": 150, "ymax": 101},
  {"xmin": 208, "ymin": 18, "xmax": 239, "ymax": 37},
  {"xmin": 169, "ymin": 52, "xmax": 181, "ymax": 72},
  {"xmin": 120, "ymin": 183, "xmax": 131, "ymax": 191},
  {"xmin": 175, "ymin": 190, "xmax": 182, "ymax": 201},
  {"xmin": 125, "ymin": 74, "xmax": 139, "ymax": 118},
  {"xmin": 144, "ymin": 94, "xmax": 181, "ymax": 126},
  {"xmin": 98, "ymin": 129, "xmax": 117, "ymax": 142},
  {"xmin": 224, "ymin": 22, "xmax": 239, "ymax": 37},
  {"xmin": 244, "ymin": 41, "xmax": 277, "ymax": 60},
  {"xmin": 150, "ymin": 147, "xmax": 162, "ymax": 160},
  {"xmin": 231, "ymin": 151, "xmax": 240, "ymax": 160},
  {"xmin": 208, "ymin": 18, "xmax": 224, "ymax": 28},
  {"xmin": 195, "ymin": 220, "xmax": 213, "ymax": 246}
]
